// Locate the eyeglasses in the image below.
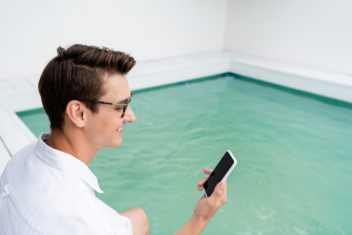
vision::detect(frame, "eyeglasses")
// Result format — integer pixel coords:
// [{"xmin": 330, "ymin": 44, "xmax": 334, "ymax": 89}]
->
[{"xmin": 87, "ymin": 92, "xmax": 133, "ymax": 118}]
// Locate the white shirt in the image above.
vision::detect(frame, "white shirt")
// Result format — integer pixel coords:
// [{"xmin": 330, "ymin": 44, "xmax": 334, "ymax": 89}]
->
[{"xmin": 0, "ymin": 133, "xmax": 133, "ymax": 235}]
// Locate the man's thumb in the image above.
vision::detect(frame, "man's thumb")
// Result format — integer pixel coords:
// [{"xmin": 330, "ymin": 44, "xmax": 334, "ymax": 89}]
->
[{"xmin": 212, "ymin": 181, "xmax": 226, "ymax": 198}]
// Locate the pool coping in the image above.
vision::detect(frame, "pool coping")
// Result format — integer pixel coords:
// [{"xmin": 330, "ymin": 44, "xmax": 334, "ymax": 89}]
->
[{"xmin": 1, "ymin": 51, "xmax": 352, "ymax": 174}]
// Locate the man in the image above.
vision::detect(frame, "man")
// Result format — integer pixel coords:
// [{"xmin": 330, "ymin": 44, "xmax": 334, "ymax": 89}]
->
[{"xmin": 0, "ymin": 45, "xmax": 228, "ymax": 235}]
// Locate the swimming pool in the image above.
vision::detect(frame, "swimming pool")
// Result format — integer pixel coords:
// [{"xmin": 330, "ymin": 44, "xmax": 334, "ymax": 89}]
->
[{"xmin": 17, "ymin": 74, "xmax": 352, "ymax": 234}]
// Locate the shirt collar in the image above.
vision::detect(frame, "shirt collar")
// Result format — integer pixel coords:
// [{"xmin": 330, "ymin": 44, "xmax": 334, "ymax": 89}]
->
[{"xmin": 34, "ymin": 132, "xmax": 104, "ymax": 193}]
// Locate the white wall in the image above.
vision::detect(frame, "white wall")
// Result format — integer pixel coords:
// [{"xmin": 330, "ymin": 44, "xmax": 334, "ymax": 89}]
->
[
  {"xmin": 3, "ymin": 0, "xmax": 352, "ymax": 82},
  {"xmin": 0, "ymin": 0, "xmax": 227, "ymax": 80},
  {"xmin": 224, "ymin": 0, "xmax": 352, "ymax": 77}
]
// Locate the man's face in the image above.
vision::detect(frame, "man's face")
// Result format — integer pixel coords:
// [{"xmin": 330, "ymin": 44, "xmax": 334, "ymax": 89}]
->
[{"xmin": 84, "ymin": 73, "xmax": 135, "ymax": 149}]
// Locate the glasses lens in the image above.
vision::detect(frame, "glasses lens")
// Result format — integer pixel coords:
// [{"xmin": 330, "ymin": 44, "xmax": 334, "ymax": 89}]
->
[
  {"xmin": 121, "ymin": 92, "xmax": 133, "ymax": 118},
  {"xmin": 121, "ymin": 104, "xmax": 128, "ymax": 118}
]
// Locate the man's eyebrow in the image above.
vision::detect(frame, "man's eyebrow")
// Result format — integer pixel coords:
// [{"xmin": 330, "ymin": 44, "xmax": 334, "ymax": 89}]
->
[{"xmin": 116, "ymin": 97, "xmax": 130, "ymax": 104}]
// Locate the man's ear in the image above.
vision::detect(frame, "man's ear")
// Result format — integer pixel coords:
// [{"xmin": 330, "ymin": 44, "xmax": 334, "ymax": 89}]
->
[{"xmin": 65, "ymin": 100, "xmax": 87, "ymax": 128}]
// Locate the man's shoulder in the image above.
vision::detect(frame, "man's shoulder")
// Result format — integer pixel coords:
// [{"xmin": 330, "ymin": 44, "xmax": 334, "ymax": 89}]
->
[
  {"xmin": 0, "ymin": 138, "xmax": 133, "ymax": 235},
  {"xmin": 1, "ymin": 140, "xmax": 38, "ymax": 181},
  {"xmin": 0, "ymin": 139, "xmax": 106, "ymax": 234},
  {"xmin": 9, "ymin": 139, "xmax": 38, "ymax": 164},
  {"xmin": 13, "ymin": 139, "xmax": 38, "ymax": 158}
]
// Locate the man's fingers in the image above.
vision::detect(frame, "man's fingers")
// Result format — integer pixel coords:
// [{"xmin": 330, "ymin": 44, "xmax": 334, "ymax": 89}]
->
[
  {"xmin": 197, "ymin": 177, "xmax": 207, "ymax": 186},
  {"xmin": 197, "ymin": 169, "xmax": 221, "ymax": 191},
  {"xmin": 197, "ymin": 177, "xmax": 208, "ymax": 191},
  {"xmin": 197, "ymin": 185, "xmax": 204, "ymax": 191}
]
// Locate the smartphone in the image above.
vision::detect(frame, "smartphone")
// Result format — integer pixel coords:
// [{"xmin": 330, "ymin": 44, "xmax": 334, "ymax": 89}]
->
[{"xmin": 203, "ymin": 150, "xmax": 237, "ymax": 197}]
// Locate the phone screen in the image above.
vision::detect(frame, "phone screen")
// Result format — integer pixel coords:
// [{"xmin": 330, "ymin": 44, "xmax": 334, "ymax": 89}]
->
[{"xmin": 204, "ymin": 151, "xmax": 235, "ymax": 197}]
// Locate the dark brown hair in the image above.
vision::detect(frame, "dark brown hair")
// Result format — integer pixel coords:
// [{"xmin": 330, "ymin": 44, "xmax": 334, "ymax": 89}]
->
[{"xmin": 38, "ymin": 44, "xmax": 136, "ymax": 131}]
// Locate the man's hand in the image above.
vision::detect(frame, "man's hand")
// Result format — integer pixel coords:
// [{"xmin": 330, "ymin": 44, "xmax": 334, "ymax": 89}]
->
[
  {"xmin": 173, "ymin": 169, "xmax": 228, "ymax": 235},
  {"xmin": 194, "ymin": 169, "xmax": 228, "ymax": 222}
]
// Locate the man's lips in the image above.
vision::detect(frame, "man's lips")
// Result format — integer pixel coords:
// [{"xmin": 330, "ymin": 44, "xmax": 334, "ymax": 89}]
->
[{"xmin": 117, "ymin": 126, "xmax": 124, "ymax": 134}]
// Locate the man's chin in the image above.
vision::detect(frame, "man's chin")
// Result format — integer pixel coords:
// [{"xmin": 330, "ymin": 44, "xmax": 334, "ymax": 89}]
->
[{"xmin": 112, "ymin": 139, "xmax": 122, "ymax": 148}]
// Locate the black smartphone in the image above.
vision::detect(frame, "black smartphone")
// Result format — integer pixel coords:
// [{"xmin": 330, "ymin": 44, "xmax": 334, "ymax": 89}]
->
[{"xmin": 203, "ymin": 150, "xmax": 237, "ymax": 197}]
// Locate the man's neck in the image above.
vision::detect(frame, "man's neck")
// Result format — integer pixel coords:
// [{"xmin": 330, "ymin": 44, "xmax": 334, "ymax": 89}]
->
[{"xmin": 44, "ymin": 129, "xmax": 97, "ymax": 166}]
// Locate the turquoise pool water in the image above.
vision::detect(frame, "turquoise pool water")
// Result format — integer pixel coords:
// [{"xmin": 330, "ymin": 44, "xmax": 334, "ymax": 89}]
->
[{"xmin": 17, "ymin": 74, "xmax": 352, "ymax": 234}]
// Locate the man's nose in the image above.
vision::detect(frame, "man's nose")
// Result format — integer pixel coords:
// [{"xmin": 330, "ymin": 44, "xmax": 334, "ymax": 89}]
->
[{"xmin": 124, "ymin": 106, "xmax": 136, "ymax": 123}]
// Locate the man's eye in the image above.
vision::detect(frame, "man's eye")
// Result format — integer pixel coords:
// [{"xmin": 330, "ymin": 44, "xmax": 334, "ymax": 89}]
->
[{"xmin": 115, "ymin": 107, "xmax": 123, "ymax": 111}]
